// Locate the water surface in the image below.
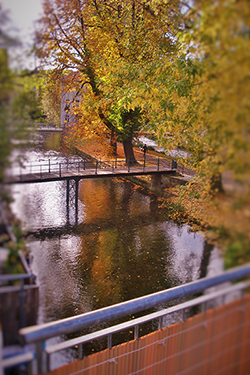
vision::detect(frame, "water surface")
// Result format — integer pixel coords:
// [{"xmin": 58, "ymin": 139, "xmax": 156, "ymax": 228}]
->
[{"xmin": 9, "ymin": 132, "xmax": 222, "ymax": 364}]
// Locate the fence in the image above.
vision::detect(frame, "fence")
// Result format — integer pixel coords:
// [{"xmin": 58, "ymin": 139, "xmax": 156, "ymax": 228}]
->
[
  {"xmin": 1, "ymin": 263, "xmax": 248, "ymax": 374},
  {"xmin": 0, "ymin": 271, "xmax": 38, "ymax": 346},
  {"xmin": 44, "ymin": 293, "xmax": 250, "ymax": 375}
]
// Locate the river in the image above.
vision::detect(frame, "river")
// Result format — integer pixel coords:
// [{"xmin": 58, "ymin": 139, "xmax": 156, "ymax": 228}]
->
[{"xmin": 9, "ymin": 132, "xmax": 223, "ymax": 365}]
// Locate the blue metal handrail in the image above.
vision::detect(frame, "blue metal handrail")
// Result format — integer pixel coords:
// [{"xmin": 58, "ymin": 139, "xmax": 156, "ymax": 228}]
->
[
  {"xmin": 0, "ymin": 274, "xmax": 34, "ymax": 282},
  {"xmin": 20, "ymin": 263, "xmax": 250, "ymax": 344},
  {"xmin": 0, "ymin": 263, "xmax": 247, "ymax": 374}
]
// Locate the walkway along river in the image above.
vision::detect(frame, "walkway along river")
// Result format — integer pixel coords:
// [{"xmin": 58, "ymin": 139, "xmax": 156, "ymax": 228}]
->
[{"xmin": 9, "ymin": 132, "xmax": 223, "ymax": 367}]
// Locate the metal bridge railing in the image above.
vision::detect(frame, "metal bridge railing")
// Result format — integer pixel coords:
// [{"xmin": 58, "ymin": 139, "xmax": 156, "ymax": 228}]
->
[
  {"xmin": 9, "ymin": 155, "xmax": 176, "ymax": 182},
  {"xmin": 2, "ymin": 263, "xmax": 249, "ymax": 374}
]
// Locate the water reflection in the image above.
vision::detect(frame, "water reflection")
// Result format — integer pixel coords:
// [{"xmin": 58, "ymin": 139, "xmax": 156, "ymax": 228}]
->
[
  {"xmin": 9, "ymin": 133, "xmax": 222, "ymax": 363},
  {"xmin": 20, "ymin": 176, "xmax": 207, "ymax": 319}
]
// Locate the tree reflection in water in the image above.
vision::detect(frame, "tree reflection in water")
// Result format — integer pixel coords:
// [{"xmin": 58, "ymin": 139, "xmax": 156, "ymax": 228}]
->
[{"xmin": 9, "ymin": 133, "xmax": 221, "ymax": 362}]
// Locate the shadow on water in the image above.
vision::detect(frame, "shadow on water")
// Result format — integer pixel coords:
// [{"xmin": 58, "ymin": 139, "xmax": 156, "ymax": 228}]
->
[{"xmin": 9, "ymin": 132, "xmax": 222, "ymax": 363}]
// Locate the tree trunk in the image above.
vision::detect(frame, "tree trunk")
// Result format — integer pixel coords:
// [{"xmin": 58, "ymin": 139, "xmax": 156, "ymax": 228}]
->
[
  {"xmin": 210, "ymin": 172, "xmax": 224, "ymax": 193},
  {"xmin": 110, "ymin": 129, "xmax": 117, "ymax": 156},
  {"xmin": 123, "ymin": 140, "xmax": 137, "ymax": 165}
]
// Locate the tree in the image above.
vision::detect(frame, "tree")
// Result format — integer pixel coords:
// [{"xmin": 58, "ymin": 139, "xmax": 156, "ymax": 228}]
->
[
  {"xmin": 0, "ymin": 5, "xmax": 17, "ymax": 182},
  {"xmin": 36, "ymin": 0, "xmax": 182, "ymax": 164},
  {"xmin": 11, "ymin": 71, "xmax": 46, "ymax": 124},
  {"xmin": 0, "ymin": 48, "xmax": 12, "ymax": 182},
  {"xmin": 117, "ymin": 0, "xmax": 250, "ymax": 264},
  {"xmin": 118, "ymin": 0, "xmax": 250, "ymax": 195}
]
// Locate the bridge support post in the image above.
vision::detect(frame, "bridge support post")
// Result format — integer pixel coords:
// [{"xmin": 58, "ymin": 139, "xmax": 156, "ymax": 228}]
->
[
  {"xmin": 75, "ymin": 178, "xmax": 79, "ymax": 224},
  {"xmin": 66, "ymin": 179, "xmax": 70, "ymax": 223},
  {"xmin": 66, "ymin": 178, "xmax": 79, "ymax": 225},
  {"xmin": 150, "ymin": 173, "xmax": 163, "ymax": 194}
]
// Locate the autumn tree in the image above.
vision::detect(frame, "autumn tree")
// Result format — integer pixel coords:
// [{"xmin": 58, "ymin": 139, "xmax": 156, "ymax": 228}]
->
[
  {"xmin": 36, "ymin": 0, "xmax": 182, "ymax": 164},
  {"xmin": 116, "ymin": 0, "xmax": 250, "ymax": 264},
  {"xmin": 115, "ymin": 0, "xmax": 250, "ymax": 195}
]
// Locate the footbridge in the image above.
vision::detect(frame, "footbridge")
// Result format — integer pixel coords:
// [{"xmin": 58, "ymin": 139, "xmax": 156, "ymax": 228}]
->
[{"xmin": 5, "ymin": 156, "xmax": 177, "ymax": 224}]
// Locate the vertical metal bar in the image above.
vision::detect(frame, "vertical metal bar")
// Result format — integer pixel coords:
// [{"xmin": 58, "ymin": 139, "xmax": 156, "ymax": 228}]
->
[
  {"xmin": 27, "ymin": 358, "xmax": 33, "ymax": 375},
  {"xmin": 67, "ymin": 158, "xmax": 69, "ymax": 171},
  {"xmin": 66, "ymin": 179, "xmax": 70, "ymax": 224},
  {"xmin": 182, "ymin": 309, "xmax": 186, "ymax": 321},
  {"xmin": 134, "ymin": 325, "xmax": 139, "ymax": 340},
  {"xmin": 36, "ymin": 341, "xmax": 45, "ymax": 374},
  {"xmin": 143, "ymin": 154, "xmax": 146, "ymax": 169},
  {"xmin": 75, "ymin": 179, "xmax": 79, "ymax": 224},
  {"xmin": 108, "ymin": 334, "xmax": 112, "ymax": 349},
  {"xmin": 157, "ymin": 157, "xmax": 160, "ymax": 171},
  {"xmin": 83, "ymin": 158, "xmax": 86, "ymax": 170},
  {"xmin": 158, "ymin": 316, "xmax": 163, "ymax": 330},
  {"xmin": 19, "ymin": 278, "xmax": 26, "ymax": 328},
  {"xmin": 115, "ymin": 155, "xmax": 117, "ymax": 169},
  {"xmin": 95, "ymin": 161, "xmax": 98, "ymax": 174},
  {"xmin": 49, "ymin": 159, "xmax": 51, "ymax": 173},
  {"xmin": 128, "ymin": 162, "xmax": 130, "ymax": 173},
  {"xmin": 40, "ymin": 165, "xmax": 42, "ymax": 179},
  {"xmin": 46, "ymin": 352, "xmax": 50, "ymax": 373},
  {"xmin": 59, "ymin": 163, "xmax": 61, "ymax": 177},
  {"xmin": 78, "ymin": 162, "xmax": 80, "ymax": 174},
  {"xmin": 78, "ymin": 343, "xmax": 83, "ymax": 360},
  {"xmin": 0, "ymin": 327, "xmax": 3, "ymax": 375},
  {"xmin": 112, "ymin": 162, "xmax": 114, "ymax": 173}
]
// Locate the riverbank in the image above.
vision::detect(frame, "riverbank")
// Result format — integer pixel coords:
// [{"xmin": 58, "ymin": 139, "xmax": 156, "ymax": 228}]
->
[{"xmin": 74, "ymin": 138, "xmax": 250, "ymax": 268}]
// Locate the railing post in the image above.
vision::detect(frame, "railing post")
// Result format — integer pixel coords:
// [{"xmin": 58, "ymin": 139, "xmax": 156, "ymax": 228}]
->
[
  {"xmin": 83, "ymin": 158, "xmax": 86, "ymax": 170},
  {"xmin": 134, "ymin": 325, "xmax": 139, "ymax": 340},
  {"xmin": 115, "ymin": 155, "xmax": 117, "ymax": 169},
  {"xmin": 95, "ymin": 161, "xmax": 98, "ymax": 175},
  {"xmin": 78, "ymin": 343, "xmax": 83, "ymax": 360},
  {"xmin": 46, "ymin": 352, "xmax": 50, "ymax": 373},
  {"xmin": 0, "ymin": 325, "xmax": 3, "ymax": 375},
  {"xmin": 19, "ymin": 278, "xmax": 26, "ymax": 328},
  {"xmin": 78, "ymin": 162, "xmax": 80, "ymax": 174},
  {"xmin": 157, "ymin": 157, "xmax": 160, "ymax": 171},
  {"xmin": 182, "ymin": 308, "xmax": 186, "ymax": 321},
  {"xmin": 36, "ymin": 341, "xmax": 45, "ymax": 374},
  {"xmin": 48, "ymin": 159, "xmax": 51, "ymax": 174},
  {"xmin": 108, "ymin": 334, "xmax": 112, "ymax": 350},
  {"xmin": 59, "ymin": 163, "xmax": 61, "ymax": 177},
  {"xmin": 158, "ymin": 316, "xmax": 163, "ymax": 330},
  {"xmin": 40, "ymin": 165, "xmax": 42, "ymax": 179}
]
